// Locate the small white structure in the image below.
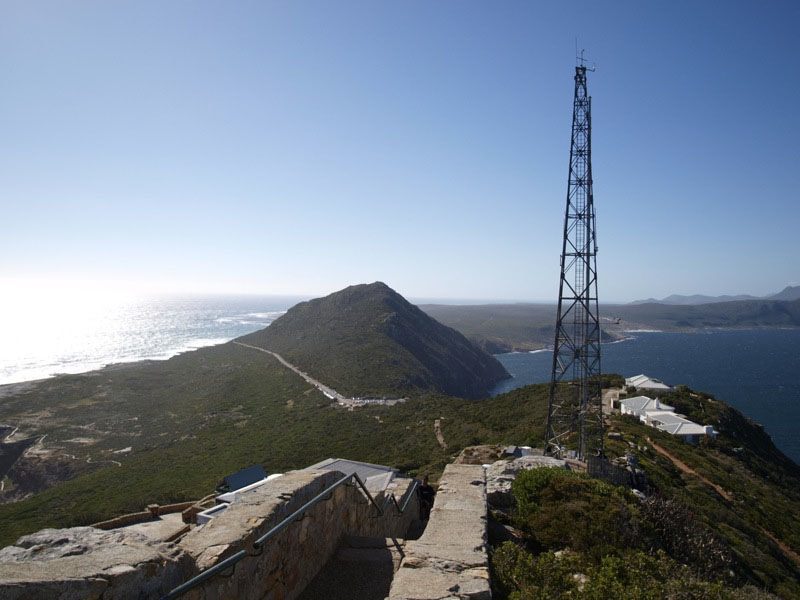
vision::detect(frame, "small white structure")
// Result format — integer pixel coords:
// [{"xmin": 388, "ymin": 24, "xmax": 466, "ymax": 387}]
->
[
  {"xmin": 625, "ymin": 374, "xmax": 672, "ymax": 391},
  {"xmin": 197, "ymin": 473, "xmax": 285, "ymax": 525},
  {"xmin": 644, "ymin": 411, "xmax": 717, "ymax": 444},
  {"xmin": 619, "ymin": 395, "xmax": 674, "ymax": 420}
]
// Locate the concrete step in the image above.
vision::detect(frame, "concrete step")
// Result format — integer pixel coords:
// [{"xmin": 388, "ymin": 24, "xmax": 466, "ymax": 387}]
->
[{"xmin": 297, "ymin": 536, "xmax": 405, "ymax": 600}]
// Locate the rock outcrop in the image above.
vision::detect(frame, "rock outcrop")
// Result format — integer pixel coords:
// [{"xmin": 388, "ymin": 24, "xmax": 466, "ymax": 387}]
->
[
  {"xmin": 485, "ymin": 455, "xmax": 567, "ymax": 509},
  {"xmin": 0, "ymin": 468, "xmax": 420, "ymax": 600},
  {"xmin": 0, "ymin": 527, "xmax": 195, "ymax": 599}
]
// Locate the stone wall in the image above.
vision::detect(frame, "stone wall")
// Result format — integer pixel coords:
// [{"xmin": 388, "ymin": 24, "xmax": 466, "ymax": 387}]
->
[
  {"xmin": 0, "ymin": 527, "xmax": 196, "ymax": 599},
  {"xmin": 0, "ymin": 469, "xmax": 419, "ymax": 600},
  {"xmin": 180, "ymin": 470, "xmax": 418, "ymax": 600},
  {"xmin": 389, "ymin": 464, "xmax": 491, "ymax": 600}
]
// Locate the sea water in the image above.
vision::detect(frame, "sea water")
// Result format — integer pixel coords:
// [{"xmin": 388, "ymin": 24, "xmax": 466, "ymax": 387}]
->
[
  {"xmin": 0, "ymin": 294, "xmax": 303, "ymax": 385},
  {"xmin": 492, "ymin": 329, "xmax": 800, "ymax": 464}
]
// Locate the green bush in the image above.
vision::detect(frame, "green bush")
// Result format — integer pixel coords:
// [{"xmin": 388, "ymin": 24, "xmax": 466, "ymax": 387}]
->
[
  {"xmin": 492, "ymin": 543, "xmax": 755, "ymax": 600},
  {"xmin": 511, "ymin": 468, "xmax": 642, "ymax": 561}
]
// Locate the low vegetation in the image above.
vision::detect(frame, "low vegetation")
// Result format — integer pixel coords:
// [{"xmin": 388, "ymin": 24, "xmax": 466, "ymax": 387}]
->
[
  {"xmin": 0, "ymin": 341, "xmax": 544, "ymax": 547},
  {"xmin": 239, "ymin": 282, "xmax": 509, "ymax": 398},
  {"xmin": 491, "ymin": 384, "xmax": 800, "ymax": 598},
  {"xmin": 491, "ymin": 468, "xmax": 759, "ymax": 598},
  {"xmin": 0, "ymin": 290, "xmax": 798, "ymax": 596}
]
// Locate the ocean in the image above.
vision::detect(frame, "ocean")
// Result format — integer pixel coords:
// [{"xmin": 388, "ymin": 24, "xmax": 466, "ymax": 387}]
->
[
  {"xmin": 0, "ymin": 294, "xmax": 303, "ymax": 385},
  {"xmin": 491, "ymin": 330, "xmax": 800, "ymax": 464}
]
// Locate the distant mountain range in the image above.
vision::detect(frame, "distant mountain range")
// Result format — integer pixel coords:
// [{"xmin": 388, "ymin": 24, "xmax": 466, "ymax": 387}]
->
[
  {"xmin": 629, "ymin": 285, "xmax": 800, "ymax": 305},
  {"xmin": 422, "ymin": 295, "xmax": 800, "ymax": 352},
  {"xmin": 238, "ymin": 282, "xmax": 509, "ymax": 398}
]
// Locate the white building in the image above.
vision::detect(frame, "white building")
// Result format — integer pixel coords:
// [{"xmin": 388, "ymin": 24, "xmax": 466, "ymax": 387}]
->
[
  {"xmin": 625, "ymin": 374, "xmax": 672, "ymax": 391},
  {"xmin": 619, "ymin": 395, "xmax": 674, "ymax": 420},
  {"xmin": 643, "ymin": 411, "xmax": 717, "ymax": 445}
]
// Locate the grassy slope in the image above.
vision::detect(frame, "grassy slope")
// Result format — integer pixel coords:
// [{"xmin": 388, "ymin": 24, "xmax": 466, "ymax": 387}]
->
[
  {"xmin": 1, "ymin": 346, "xmax": 798, "ymax": 594},
  {"xmin": 238, "ymin": 282, "xmax": 509, "ymax": 398},
  {"xmin": 611, "ymin": 298, "xmax": 800, "ymax": 329},
  {"xmin": 0, "ymin": 342, "xmax": 544, "ymax": 547},
  {"xmin": 606, "ymin": 388, "xmax": 800, "ymax": 597}
]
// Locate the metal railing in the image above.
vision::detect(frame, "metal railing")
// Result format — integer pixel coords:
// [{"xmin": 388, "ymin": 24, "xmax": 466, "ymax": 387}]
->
[{"xmin": 161, "ymin": 474, "xmax": 419, "ymax": 600}]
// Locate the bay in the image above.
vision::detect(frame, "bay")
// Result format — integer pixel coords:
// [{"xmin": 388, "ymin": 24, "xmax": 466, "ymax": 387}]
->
[{"xmin": 492, "ymin": 329, "xmax": 800, "ymax": 464}]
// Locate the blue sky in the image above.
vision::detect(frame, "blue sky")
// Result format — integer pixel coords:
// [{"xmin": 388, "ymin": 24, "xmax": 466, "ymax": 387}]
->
[{"xmin": 1, "ymin": 1, "xmax": 798, "ymax": 302}]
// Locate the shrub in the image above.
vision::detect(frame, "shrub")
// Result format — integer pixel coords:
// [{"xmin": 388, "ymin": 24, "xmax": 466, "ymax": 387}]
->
[{"xmin": 511, "ymin": 468, "xmax": 643, "ymax": 561}]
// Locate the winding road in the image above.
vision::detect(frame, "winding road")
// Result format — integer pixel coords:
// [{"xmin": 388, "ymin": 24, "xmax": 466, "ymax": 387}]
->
[
  {"xmin": 233, "ymin": 342, "xmax": 352, "ymax": 405},
  {"xmin": 233, "ymin": 341, "xmax": 408, "ymax": 407}
]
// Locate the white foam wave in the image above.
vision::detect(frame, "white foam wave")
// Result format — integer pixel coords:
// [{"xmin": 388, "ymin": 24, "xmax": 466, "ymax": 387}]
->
[
  {"xmin": 215, "ymin": 311, "xmax": 284, "ymax": 325},
  {"xmin": 245, "ymin": 311, "xmax": 285, "ymax": 319}
]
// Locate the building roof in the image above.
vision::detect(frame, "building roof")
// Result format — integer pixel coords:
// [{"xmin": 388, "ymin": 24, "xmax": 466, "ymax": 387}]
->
[
  {"xmin": 645, "ymin": 411, "xmax": 709, "ymax": 436},
  {"xmin": 304, "ymin": 458, "xmax": 398, "ymax": 492},
  {"xmin": 620, "ymin": 395, "xmax": 674, "ymax": 415},
  {"xmin": 625, "ymin": 374, "xmax": 671, "ymax": 390},
  {"xmin": 220, "ymin": 464, "xmax": 267, "ymax": 492}
]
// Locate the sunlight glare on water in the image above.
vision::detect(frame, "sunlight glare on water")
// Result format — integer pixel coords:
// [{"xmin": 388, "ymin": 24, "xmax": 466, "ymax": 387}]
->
[{"xmin": 0, "ymin": 281, "xmax": 296, "ymax": 384}]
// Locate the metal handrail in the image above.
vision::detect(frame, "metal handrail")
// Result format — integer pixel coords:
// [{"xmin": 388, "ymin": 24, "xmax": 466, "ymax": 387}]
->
[{"xmin": 160, "ymin": 473, "xmax": 419, "ymax": 600}]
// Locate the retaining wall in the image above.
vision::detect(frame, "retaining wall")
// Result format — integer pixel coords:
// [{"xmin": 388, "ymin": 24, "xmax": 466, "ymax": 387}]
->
[
  {"xmin": 0, "ymin": 469, "xmax": 419, "ymax": 600},
  {"xmin": 389, "ymin": 463, "xmax": 491, "ymax": 600}
]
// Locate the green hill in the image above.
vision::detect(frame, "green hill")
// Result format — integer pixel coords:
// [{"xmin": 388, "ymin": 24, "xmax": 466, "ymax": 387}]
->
[
  {"xmin": 611, "ymin": 298, "xmax": 800, "ymax": 329},
  {"xmin": 490, "ymin": 386, "xmax": 800, "ymax": 598},
  {"xmin": 238, "ymin": 282, "xmax": 510, "ymax": 398}
]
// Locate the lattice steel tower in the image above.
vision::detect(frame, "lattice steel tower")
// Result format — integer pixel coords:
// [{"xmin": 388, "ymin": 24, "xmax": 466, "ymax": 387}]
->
[{"xmin": 545, "ymin": 61, "xmax": 603, "ymax": 460}]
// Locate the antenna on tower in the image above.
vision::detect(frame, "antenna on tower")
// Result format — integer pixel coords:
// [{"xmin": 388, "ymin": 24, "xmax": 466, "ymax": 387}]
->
[{"xmin": 576, "ymin": 48, "xmax": 597, "ymax": 72}]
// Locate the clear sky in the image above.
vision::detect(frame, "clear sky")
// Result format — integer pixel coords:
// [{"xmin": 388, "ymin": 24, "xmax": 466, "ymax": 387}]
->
[{"xmin": 2, "ymin": 1, "xmax": 798, "ymax": 302}]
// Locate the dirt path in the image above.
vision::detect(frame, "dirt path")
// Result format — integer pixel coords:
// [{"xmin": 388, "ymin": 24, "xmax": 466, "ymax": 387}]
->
[
  {"xmin": 647, "ymin": 439, "xmax": 800, "ymax": 567},
  {"xmin": 761, "ymin": 528, "xmax": 800, "ymax": 567},
  {"xmin": 646, "ymin": 437, "xmax": 733, "ymax": 501},
  {"xmin": 433, "ymin": 419, "xmax": 447, "ymax": 449}
]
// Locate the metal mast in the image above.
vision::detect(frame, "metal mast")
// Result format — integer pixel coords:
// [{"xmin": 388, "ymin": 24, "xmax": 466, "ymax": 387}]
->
[{"xmin": 545, "ymin": 59, "xmax": 603, "ymax": 460}]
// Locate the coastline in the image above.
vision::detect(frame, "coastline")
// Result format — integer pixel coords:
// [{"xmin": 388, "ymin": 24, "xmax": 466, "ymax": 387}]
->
[
  {"xmin": 0, "ymin": 338, "xmax": 241, "ymax": 393},
  {"xmin": 492, "ymin": 328, "xmax": 800, "ymax": 464}
]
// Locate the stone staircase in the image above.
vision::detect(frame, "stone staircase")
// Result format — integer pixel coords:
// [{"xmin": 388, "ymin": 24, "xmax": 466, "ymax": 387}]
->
[
  {"xmin": 299, "ymin": 465, "xmax": 491, "ymax": 600},
  {"xmin": 297, "ymin": 535, "xmax": 407, "ymax": 600},
  {"xmin": 298, "ymin": 518, "xmax": 427, "ymax": 600}
]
